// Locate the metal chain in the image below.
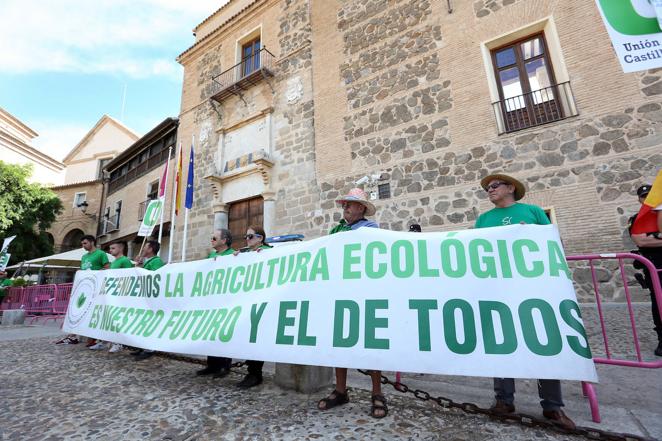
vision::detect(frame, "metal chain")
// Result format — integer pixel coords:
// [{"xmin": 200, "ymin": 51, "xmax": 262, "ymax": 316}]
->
[
  {"xmin": 357, "ymin": 370, "xmax": 650, "ymax": 441},
  {"xmin": 159, "ymin": 354, "xmax": 644, "ymax": 440}
]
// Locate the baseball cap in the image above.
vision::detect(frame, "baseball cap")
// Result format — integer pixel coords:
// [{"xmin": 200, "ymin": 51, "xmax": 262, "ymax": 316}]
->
[{"xmin": 637, "ymin": 185, "xmax": 651, "ymax": 197}]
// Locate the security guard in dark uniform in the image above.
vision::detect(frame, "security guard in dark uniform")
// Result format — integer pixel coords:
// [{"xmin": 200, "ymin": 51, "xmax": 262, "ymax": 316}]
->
[{"xmin": 628, "ymin": 184, "xmax": 662, "ymax": 356}]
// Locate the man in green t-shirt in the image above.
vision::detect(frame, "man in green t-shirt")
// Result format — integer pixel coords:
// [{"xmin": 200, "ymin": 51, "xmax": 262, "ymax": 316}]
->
[
  {"xmin": 109, "ymin": 241, "xmax": 134, "ymax": 269},
  {"xmin": 197, "ymin": 229, "xmax": 236, "ymax": 378},
  {"xmin": 132, "ymin": 240, "xmax": 164, "ymax": 360},
  {"xmin": 139, "ymin": 241, "xmax": 165, "ymax": 271},
  {"xmin": 57, "ymin": 235, "xmax": 109, "ymax": 346},
  {"xmin": 80, "ymin": 235, "xmax": 109, "ymax": 271},
  {"xmin": 475, "ymin": 173, "xmax": 574, "ymax": 430},
  {"xmin": 90, "ymin": 240, "xmax": 135, "ymax": 352}
]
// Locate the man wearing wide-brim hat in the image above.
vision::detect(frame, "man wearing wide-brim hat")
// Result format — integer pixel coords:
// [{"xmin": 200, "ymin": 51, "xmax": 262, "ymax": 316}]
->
[
  {"xmin": 475, "ymin": 173, "xmax": 550, "ymax": 228},
  {"xmin": 474, "ymin": 173, "xmax": 575, "ymax": 430},
  {"xmin": 318, "ymin": 188, "xmax": 388, "ymax": 419}
]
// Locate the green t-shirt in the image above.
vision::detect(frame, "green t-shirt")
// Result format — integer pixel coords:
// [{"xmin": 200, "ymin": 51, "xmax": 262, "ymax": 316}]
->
[
  {"xmin": 80, "ymin": 249, "xmax": 109, "ymax": 270},
  {"xmin": 475, "ymin": 203, "xmax": 550, "ymax": 229},
  {"xmin": 207, "ymin": 248, "xmax": 236, "ymax": 258},
  {"xmin": 110, "ymin": 255, "xmax": 134, "ymax": 269},
  {"xmin": 142, "ymin": 256, "xmax": 165, "ymax": 271}
]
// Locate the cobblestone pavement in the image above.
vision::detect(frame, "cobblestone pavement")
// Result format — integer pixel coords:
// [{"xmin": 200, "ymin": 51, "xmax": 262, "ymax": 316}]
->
[
  {"xmin": 0, "ymin": 302, "xmax": 659, "ymax": 440},
  {"xmin": 0, "ymin": 335, "xmax": 583, "ymax": 441}
]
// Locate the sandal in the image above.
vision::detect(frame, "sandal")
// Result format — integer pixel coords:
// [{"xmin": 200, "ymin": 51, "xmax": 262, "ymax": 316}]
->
[
  {"xmin": 371, "ymin": 394, "xmax": 388, "ymax": 419},
  {"xmin": 55, "ymin": 336, "xmax": 79, "ymax": 345},
  {"xmin": 318, "ymin": 389, "xmax": 349, "ymax": 410}
]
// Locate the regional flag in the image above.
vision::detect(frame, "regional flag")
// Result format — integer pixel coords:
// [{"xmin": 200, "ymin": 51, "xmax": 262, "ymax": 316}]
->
[
  {"xmin": 631, "ymin": 169, "xmax": 662, "ymax": 234},
  {"xmin": 158, "ymin": 157, "xmax": 169, "ymax": 199},
  {"xmin": 185, "ymin": 145, "xmax": 194, "ymax": 210},
  {"xmin": 174, "ymin": 143, "xmax": 183, "ymax": 216}
]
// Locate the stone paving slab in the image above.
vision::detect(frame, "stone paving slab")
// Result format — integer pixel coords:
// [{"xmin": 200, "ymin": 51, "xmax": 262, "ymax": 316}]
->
[{"xmin": 0, "ymin": 334, "xmax": 583, "ymax": 441}]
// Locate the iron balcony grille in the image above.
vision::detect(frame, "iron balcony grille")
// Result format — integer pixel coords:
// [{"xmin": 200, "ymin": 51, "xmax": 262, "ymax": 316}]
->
[
  {"xmin": 138, "ymin": 199, "xmax": 152, "ymax": 221},
  {"xmin": 100, "ymin": 213, "xmax": 120, "ymax": 235},
  {"xmin": 211, "ymin": 48, "xmax": 275, "ymax": 103},
  {"xmin": 492, "ymin": 81, "xmax": 578, "ymax": 135}
]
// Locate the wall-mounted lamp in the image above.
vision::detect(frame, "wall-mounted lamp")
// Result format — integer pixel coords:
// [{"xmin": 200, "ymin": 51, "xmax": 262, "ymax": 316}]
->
[{"xmin": 77, "ymin": 201, "xmax": 89, "ymax": 213}]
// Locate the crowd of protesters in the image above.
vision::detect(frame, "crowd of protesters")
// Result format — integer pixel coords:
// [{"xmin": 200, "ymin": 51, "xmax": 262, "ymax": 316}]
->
[{"xmin": 4, "ymin": 171, "xmax": 661, "ymax": 429}]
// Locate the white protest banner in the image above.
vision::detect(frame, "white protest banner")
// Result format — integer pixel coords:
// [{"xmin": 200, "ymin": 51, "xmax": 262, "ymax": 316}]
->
[
  {"xmin": 1, "ymin": 235, "xmax": 16, "ymax": 255},
  {"xmin": 595, "ymin": 0, "xmax": 662, "ymax": 73},
  {"xmin": 63, "ymin": 225, "xmax": 598, "ymax": 382},
  {"xmin": 0, "ymin": 253, "xmax": 10, "ymax": 271},
  {"xmin": 138, "ymin": 199, "xmax": 163, "ymax": 237}
]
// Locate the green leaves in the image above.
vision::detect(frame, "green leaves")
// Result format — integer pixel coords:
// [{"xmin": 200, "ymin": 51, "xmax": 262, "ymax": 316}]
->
[{"xmin": 0, "ymin": 161, "xmax": 63, "ymax": 263}]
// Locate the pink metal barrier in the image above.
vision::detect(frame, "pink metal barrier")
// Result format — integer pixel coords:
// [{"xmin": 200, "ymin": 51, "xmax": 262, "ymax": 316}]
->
[
  {"xmin": 567, "ymin": 252, "xmax": 662, "ymax": 423},
  {"xmin": 0, "ymin": 287, "xmax": 27, "ymax": 311},
  {"xmin": 391, "ymin": 252, "xmax": 661, "ymax": 425},
  {"xmin": 0, "ymin": 283, "xmax": 73, "ymax": 323}
]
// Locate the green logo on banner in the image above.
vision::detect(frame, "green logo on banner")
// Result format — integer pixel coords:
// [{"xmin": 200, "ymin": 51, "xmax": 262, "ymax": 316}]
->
[
  {"xmin": 599, "ymin": 0, "xmax": 659, "ymax": 35},
  {"xmin": 143, "ymin": 200, "xmax": 162, "ymax": 227},
  {"xmin": 77, "ymin": 293, "xmax": 87, "ymax": 308},
  {"xmin": 66, "ymin": 275, "xmax": 97, "ymax": 329}
]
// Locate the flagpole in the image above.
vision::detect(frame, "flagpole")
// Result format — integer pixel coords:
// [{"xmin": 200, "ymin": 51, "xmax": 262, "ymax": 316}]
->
[
  {"xmin": 168, "ymin": 141, "xmax": 182, "ymax": 263},
  {"xmin": 157, "ymin": 146, "xmax": 172, "ymax": 255},
  {"xmin": 181, "ymin": 208, "xmax": 189, "ymax": 262},
  {"xmin": 181, "ymin": 135, "xmax": 195, "ymax": 262}
]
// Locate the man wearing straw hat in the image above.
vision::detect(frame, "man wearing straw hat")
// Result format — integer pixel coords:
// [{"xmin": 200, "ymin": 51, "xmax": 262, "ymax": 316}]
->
[
  {"xmin": 475, "ymin": 173, "xmax": 575, "ymax": 430},
  {"xmin": 318, "ymin": 188, "xmax": 389, "ymax": 419}
]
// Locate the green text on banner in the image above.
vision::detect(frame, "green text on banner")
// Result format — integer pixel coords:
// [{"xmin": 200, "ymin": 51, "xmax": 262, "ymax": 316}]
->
[{"xmin": 63, "ymin": 225, "xmax": 598, "ymax": 382}]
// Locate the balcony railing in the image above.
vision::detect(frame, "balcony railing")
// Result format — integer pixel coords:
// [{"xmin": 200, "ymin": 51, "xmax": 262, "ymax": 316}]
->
[
  {"xmin": 210, "ymin": 48, "xmax": 275, "ymax": 103},
  {"xmin": 492, "ymin": 82, "xmax": 578, "ymax": 135},
  {"xmin": 99, "ymin": 213, "xmax": 120, "ymax": 236},
  {"xmin": 138, "ymin": 199, "xmax": 153, "ymax": 221}
]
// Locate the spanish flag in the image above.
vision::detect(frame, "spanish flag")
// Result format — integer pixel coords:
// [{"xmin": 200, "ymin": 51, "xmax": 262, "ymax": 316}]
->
[
  {"xmin": 174, "ymin": 142, "xmax": 183, "ymax": 216},
  {"xmin": 631, "ymin": 170, "xmax": 662, "ymax": 234}
]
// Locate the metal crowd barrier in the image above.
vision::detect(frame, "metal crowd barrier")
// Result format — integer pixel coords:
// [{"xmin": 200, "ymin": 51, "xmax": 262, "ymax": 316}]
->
[
  {"xmin": 567, "ymin": 252, "xmax": 662, "ymax": 423},
  {"xmin": 0, "ymin": 283, "xmax": 73, "ymax": 324},
  {"xmin": 392, "ymin": 251, "xmax": 662, "ymax": 425}
]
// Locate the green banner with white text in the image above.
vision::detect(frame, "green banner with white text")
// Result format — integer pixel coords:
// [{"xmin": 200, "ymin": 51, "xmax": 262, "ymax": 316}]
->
[{"xmin": 63, "ymin": 225, "xmax": 598, "ymax": 382}]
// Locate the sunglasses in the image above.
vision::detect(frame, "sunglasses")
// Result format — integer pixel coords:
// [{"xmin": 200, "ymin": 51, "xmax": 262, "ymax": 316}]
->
[
  {"xmin": 485, "ymin": 182, "xmax": 508, "ymax": 191},
  {"xmin": 244, "ymin": 233, "xmax": 262, "ymax": 240}
]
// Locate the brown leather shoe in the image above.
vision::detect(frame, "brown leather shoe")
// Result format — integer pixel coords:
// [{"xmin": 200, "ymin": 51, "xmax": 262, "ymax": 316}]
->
[
  {"xmin": 542, "ymin": 410, "xmax": 576, "ymax": 430},
  {"xmin": 490, "ymin": 400, "xmax": 515, "ymax": 415}
]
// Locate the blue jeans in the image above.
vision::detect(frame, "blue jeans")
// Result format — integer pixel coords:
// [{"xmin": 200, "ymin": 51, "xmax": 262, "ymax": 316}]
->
[{"xmin": 494, "ymin": 378, "xmax": 564, "ymax": 411}]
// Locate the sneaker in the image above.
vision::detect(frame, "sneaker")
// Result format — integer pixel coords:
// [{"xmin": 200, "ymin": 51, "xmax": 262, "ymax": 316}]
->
[
  {"xmin": 108, "ymin": 344, "xmax": 123, "ymax": 353},
  {"xmin": 237, "ymin": 374, "xmax": 262, "ymax": 389},
  {"xmin": 89, "ymin": 342, "xmax": 107, "ymax": 350},
  {"xmin": 490, "ymin": 400, "xmax": 515, "ymax": 415},
  {"xmin": 655, "ymin": 342, "xmax": 662, "ymax": 357},
  {"xmin": 542, "ymin": 410, "xmax": 576, "ymax": 430}
]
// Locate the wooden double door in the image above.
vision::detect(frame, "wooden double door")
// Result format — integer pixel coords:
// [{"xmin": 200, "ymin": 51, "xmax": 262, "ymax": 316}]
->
[{"xmin": 228, "ymin": 196, "xmax": 264, "ymax": 249}]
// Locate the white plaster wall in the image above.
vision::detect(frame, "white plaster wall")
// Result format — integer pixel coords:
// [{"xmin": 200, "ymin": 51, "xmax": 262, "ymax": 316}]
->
[
  {"xmin": 0, "ymin": 146, "xmax": 64, "ymax": 185},
  {"xmin": 64, "ymin": 123, "xmax": 137, "ymax": 184}
]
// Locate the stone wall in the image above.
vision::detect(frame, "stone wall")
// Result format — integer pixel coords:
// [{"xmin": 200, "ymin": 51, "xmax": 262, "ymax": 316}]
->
[
  {"xmin": 473, "ymin": 0, "xmax": 525, "ymax": 18},
  {"xmin": 177, "ymin": 0, "xmax": 662, "ymax": 302}
]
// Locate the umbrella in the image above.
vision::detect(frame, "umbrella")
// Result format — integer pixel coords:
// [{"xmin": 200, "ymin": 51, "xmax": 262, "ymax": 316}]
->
[{"xmin": 5, "ymin": 248, "xmax": 115, "ymax": 270}]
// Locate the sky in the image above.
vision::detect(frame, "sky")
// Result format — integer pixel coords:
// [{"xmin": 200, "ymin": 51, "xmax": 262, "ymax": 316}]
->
[{"xmin": 0, "ymin": 0, "xmax": 228, "ymax": 161}]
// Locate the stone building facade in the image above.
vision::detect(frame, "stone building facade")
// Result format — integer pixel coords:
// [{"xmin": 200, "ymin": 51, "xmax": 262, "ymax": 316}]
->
[
  {"xmin": 98, "ymin": 118, "xmax": 178, "ymax": 260},
  {"xmin": 174, "ymin": 0, "xmax": 662, "ymax": 301}
]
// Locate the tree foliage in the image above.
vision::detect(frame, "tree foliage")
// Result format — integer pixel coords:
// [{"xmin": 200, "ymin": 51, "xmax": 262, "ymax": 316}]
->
[{"xmin": 0, "ymin": 161, "xmax": 63, "ymax": 264}]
